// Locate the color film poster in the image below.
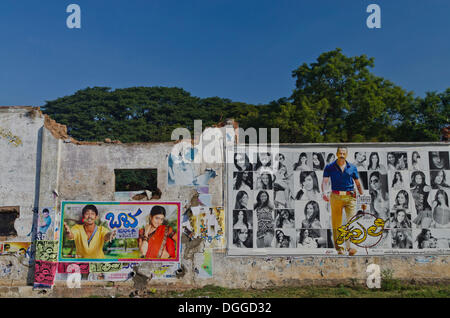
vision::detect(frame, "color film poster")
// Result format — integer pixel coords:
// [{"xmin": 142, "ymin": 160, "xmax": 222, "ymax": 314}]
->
[
  {"xmin": 59, "ymin": 201, "xmax": 181, "ymax": 262},
  {"xmin": 0, "ymin": 242, "xmax": 32, "ymax": 257}
]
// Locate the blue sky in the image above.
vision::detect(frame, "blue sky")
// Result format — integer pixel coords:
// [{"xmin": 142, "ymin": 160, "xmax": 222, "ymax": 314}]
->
[{"xmin": 0, "ymin": 0, "xmax": 449, "ymax": 106}]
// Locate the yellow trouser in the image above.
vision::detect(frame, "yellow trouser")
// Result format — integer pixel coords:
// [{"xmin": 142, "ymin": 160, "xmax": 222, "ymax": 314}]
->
[{"xmin": 330, "ymin": 193, "xmax": 356, "ymax": 250}]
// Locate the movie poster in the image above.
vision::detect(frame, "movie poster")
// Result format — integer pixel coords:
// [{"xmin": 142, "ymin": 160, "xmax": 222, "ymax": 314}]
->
[
  {"xmin": 59, "ymin": 201, "xmax": 181, "ymax": 262},
  {"xmin": 227, "ymin": 145, "xmax": 450, "ymax": 256}
]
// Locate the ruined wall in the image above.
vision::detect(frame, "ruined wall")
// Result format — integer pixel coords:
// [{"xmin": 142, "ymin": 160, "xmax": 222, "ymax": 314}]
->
[
  {"xmin": 0, "ymin": 107, "xmax": 42, "ymax": 238},
  {"xmin": 55, "ymin": 139, "xmax": 225, "ymax": 286},
  {"xmin": 0, "ymin": 107, "xmax": 449, "ymax": 294},
  {"xmin": 0, "ymin": 107, "xmax": 43, "ymax": 284}
]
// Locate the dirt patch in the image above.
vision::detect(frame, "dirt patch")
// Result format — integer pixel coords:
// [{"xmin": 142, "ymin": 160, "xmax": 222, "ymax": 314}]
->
[
  {"xmin": 182, "ymin": 235, "xmax": 204, "ymax": 260},
  {"xmin": 189, "ymin": 192, "xmax": 201, "ymax": 207}
]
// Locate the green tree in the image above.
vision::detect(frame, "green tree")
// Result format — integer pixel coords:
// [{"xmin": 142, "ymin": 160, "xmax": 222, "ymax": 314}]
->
[
  {"xmin": 288, "ymin": 48, "xmax": 418, "ymax": 143},
  {"xmin": 394, "ymin": 88, "xmax": 450, "ymax": 141},
  {"xmin": 42, "ymin": 50, "xmax": 448, "ymax": 143},
  {"xmin": 42, "ymin": 86, "xmax": 256, "ymax": 142}
]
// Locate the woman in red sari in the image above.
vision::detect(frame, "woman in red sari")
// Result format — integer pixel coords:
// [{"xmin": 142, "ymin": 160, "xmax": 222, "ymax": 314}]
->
[{"xmin": 138, "ymin": 206, "xmax": 177, "ymax": 259}]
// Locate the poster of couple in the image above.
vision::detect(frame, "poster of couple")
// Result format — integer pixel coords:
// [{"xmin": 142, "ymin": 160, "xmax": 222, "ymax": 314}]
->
[{"xmin": 59, "ymin": 201, "xmax": 180, "ymax": 262}]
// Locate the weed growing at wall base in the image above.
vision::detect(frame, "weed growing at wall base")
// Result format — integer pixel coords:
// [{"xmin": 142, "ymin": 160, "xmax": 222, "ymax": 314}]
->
[{"xmin": 102, "ymin": 284, "xmax": 450, "ymax": 298}]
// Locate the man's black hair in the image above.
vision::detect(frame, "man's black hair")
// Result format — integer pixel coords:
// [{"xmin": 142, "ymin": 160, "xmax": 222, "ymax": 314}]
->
[
  {"xmin": 82, "ymin": 204, "xmax": 98, "ymax": 216},
  {"xmin": 337, "ymin": 146, "xmax": 348, "ymax": 153}
]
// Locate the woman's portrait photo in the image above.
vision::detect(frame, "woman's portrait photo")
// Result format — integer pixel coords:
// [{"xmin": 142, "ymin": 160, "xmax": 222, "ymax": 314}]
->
[
  {"xmin": 234, "ymin": 190, "xmax": 251, "ymax": 210},
  {"xmin": 274, "ymin": 229, "xmax": 295, "ymax": 248},
  {"xmin": 255, "ymin": 171, "xmax": 274, "ymax": 190},
  {"xmin": 274, "ymin": 152, "xmax": 293, "ymax": 173},
  {"xmin": 293, "ymin": 152, "xmax": 311, "ymax": 171},
  {"xmin": 369, "ymin": 171, "xmax": 390, "ymax": 220},
  {"xmin": 431, "ymin": 189, "xmax": 450, "ymax": 228},
  {"xmin": 254, "ymin": 190, "xmax": 274, "ymax": 211},
  {"xmin": 234, "ymin": 152, "xmax": 253, "ymax": 171},
  {"xmin": 232, "ymin": 228, "xmax": 253, "ymax": 248},
  {"xmin": 312, "ymin": 152, "xmax": 325, "ymax": 171},
  {"xmin": 138, "ymin": 205, "xmax": 177, "ymax": 259},
  {"xmin": 430, "ymin": 170, "xmax": 450, "ymax": 190},
  {"xmin": 254, "ymin": 152, "xmax": 273, "ymax": 172},
  {"xmin": 391, "ymin": 229, "xmax": 413, "ymax": 249},
  {"xmin": 392, "ymin": 189, "xmax": 410, "ymax": 211},
  {"xmin": 415, "ymin": 229, "xmax": 437, "ymax": 249},
  {"xmin": 367, "ymin": 152, "xmax": 387, "ymax": 173},
  {"xmin": 411, "ymin": 151, "xmax": 424, "ymax": 171},
  {"xmin": 325, "ymin": 152, "xmax": 336, "ymax": 165},
  {"xmin": 233, "ymin": 171, "xmax": 253, "ymax": 192},
  {"xmin": 386, "ymin": 152, "xmax": 397, "ymax": 171},
  {"xmin": 273, "ymin": 164, "xmax": 294, "ymax": 209},
  {"xmin": 410, "ymin": 171, "xmax": 433, "ymax": 228},
  {"xmin": 390, "ymin": 171, "xmax": 408, "ymax": 191},
  {"xmin": 352, "ymin": 151, "xmax": 368, "ymax": 170},
  {"xmin": 387, "ymin": 152, "xmax": 408, "ymax": 171},
  {"xmin": 429, "ymin": 151, "xmax": 450, "ymax": 170},
  {"xmin": 297, "ymin": 229, "xmax": 328, "ymax": 248},
  {"xmin": 298, "ymin": 200, "xmax": 322, "ymax": 229},
  {"xmin": 233, "ymin": 209, "xmax": 253, "ymax": 231},
  {"xmin": 275, "ymin": 209, "xmax": 295, "ymax": 229},
  {"xmin": 388, "ymin": 209, "xmax": 412, "ymax": 229},
  {"xmin": 254, "ymin": 190, "xmax": 275, "ymax": 248},
  {"xmin": 295, "ymin": 171, "xmax": 321, "ymax": 201}
]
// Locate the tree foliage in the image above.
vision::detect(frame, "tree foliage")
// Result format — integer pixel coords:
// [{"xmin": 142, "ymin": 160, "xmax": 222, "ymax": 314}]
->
[
  {"xmin": 42, "ymin": 49, "xmax": 449, "ymax": 143},
  {"xmin": 289, "ymin": 49, "xmax": 414, "ymax": 142},
  {"xmin": 114, "ymin": 169, "xmax": 157, "ymax": 192},
  {"xmin": 42, "ymin": 86, "xmax": 256, "ymax": 142},
  {"xmin": 393, "ymin": 88, "xmax": 450, "ymax": 141}
]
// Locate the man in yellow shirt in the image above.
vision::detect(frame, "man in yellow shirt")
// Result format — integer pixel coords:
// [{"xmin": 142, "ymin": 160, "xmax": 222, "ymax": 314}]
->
[{"xmin": 64, "ymin": 205, "xmax": 116, "ymax": 259}]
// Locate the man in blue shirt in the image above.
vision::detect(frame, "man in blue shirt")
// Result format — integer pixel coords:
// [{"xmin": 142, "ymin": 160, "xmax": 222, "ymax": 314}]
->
[
  {"xmin": 38, "ymin": 208, "xmax": 52, "ymax": 239},
  {"xmin": 322, "ymin": 147, "xmax": 364, "ymax": 256}
]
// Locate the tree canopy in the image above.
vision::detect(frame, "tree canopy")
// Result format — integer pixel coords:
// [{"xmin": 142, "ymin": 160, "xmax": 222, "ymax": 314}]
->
[
  {"xmin": 42, "ymin": 49, "xmax": 449, "ymax": 143},
  {"xmin": 42, "ymin": 86, "xmax": 256, "ymax": 142}
]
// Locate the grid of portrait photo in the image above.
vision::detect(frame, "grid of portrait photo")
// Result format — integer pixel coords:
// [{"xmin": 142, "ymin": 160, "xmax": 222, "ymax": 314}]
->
[{"xmin": 229, "ymin": 147, "xmax": 450, "ymax": 255}]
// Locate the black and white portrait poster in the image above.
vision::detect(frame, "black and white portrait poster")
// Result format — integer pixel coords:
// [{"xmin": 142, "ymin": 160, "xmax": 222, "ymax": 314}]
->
[{"xmin": 227, "ymin": 144, "xmax": 450, "ymax": 256}]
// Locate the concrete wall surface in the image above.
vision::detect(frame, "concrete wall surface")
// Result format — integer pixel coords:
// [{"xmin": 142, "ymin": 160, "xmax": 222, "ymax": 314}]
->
[{"xmin": 0, "ymin": 107, "xmax": 449, "ymax": 295}]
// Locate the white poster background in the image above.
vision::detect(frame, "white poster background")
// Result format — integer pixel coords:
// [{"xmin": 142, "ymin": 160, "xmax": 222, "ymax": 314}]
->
[{"xmin": 227, "ymin": 144, "xmax": 450, "ymax": 256}]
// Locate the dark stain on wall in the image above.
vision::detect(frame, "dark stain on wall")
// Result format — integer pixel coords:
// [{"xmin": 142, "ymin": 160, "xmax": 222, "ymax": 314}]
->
[{"xmin": 0, "ymin": 206, "xmax": 19, "ymax": 238}]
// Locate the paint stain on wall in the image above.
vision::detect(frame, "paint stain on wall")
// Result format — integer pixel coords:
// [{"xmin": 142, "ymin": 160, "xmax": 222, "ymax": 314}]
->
[
  {"xmin": 415, "ymin": 256, "xmax": 436, "ymax": 264},
  {"xmin": 0, "ymin": 127, "xmax": 22, "ymax": 147}
]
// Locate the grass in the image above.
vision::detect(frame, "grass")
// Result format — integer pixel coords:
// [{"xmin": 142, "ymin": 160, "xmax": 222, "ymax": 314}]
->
[{"xmin": 125, "ymin": 283, "xmax": 450, "ymax": 298}]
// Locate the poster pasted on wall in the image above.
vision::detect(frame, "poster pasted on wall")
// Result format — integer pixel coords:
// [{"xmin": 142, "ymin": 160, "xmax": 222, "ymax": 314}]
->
[
  {"xmin": 182, "ymin": 206, "xmax": 226, "ymax": 249},
  {"xmin": 167, "ymin": 141, "xmax": 217, "ymax": 186},
  {"xmin": 34, "ymin": 260, "xmax": 58, "ymax": 288},
  {"xmin": 54, "ymin": 262, "xmax": 180, "ymax": 281},
  {"xmin": 54, "ymin": 262, "xmax": 135, "ymax": 281},
  {"xmin": 36, "ymin": 240, "xmax": 59, "ymax": 262},
  {"xmin": 37, "ymin": 207, "xmax": 56, "ymax": 240},
  {"xmin": 228, "ymin": 145, "xmax": 450, "ymax": 256},
  {"xmin": 59, "ymin": 201, "xmax": 181, "ymax": 262},
  {"xmin": 194, "ymin": 248, "xmax": 213, "ymax": 279},
  {"xmin": 33, "ymin": 239, "xmax": 59, "ymax": 288},
  {"xmin": 0, "ymin": 242, "xmax": 32, "ymax": 257}
]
